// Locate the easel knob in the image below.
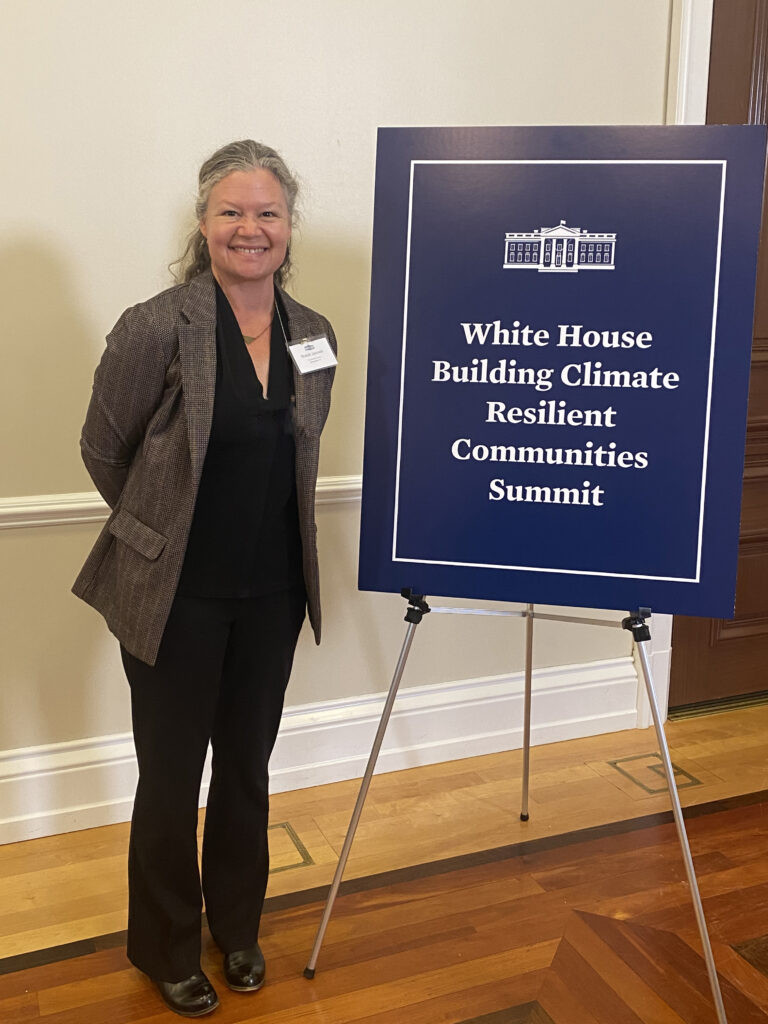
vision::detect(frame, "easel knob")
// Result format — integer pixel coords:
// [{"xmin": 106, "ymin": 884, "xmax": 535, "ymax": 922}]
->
[
  {"xmin": 621, "ymin": 607, "xmax": 652, "ymax": 642},
  {"xmin": 401, "ymin": 588, "xmax": 431, "ymax": 624}
]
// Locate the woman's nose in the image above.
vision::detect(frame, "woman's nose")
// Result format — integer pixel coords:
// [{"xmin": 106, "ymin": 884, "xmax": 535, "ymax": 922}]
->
[{"xmin": 239, "ymin": 215, "xmax": 263, "ymax": 236}]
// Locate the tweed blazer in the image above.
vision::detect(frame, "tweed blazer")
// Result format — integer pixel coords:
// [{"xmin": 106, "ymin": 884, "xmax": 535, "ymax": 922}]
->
[{"xmin": 72, "ymin": 269, "xmax": 336, "ymax": 666}]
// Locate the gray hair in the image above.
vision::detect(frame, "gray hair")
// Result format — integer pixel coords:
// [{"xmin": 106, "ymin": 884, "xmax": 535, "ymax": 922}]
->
[{"xmin": 173, "ymin": 140, "xmax": 299, "ymax": 286}]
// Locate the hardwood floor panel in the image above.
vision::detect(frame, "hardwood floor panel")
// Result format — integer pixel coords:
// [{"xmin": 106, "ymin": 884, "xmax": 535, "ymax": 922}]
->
[
  {"xmin": 565, "ymin": 913, "xmax": 686, "ymax": 1023},
  {"xmin": 0, "ymin": 827, "xmax": 130, "ymax": 883},
  {"xmin": 342, "ymin": 971, "xmax": 548, "ymax": 1024},
  {"xmin": 38, "ymin": 966, "xmax": 146, "ymax": 1016},
  {"xmin": 265, "ymin": 881, "xmax": 551, "ymax": 972},
  {"xmin": 537, "ymin": 972, "xmax": 604, "ymax": 1024},
  {"xmin": 0, "ymin": 915, "xmax": 127, "ymax": 962},
  {"xmin": 0, "ymin": 854, "xmax": 125, "ymax": 905},
  {"xmin": 714, "ymin": 943, "xmax": 768, "ymax": 1009},
  {"xmin": 0, "ymin": 993, "xmax": 39, "ymax": 1022},
  {"xmin": 546, "ymin": 938, "xmax": 651, "ymax": 1023},
  {"xmin": 0, "ymin": 877, "xmax": 126, "ymax": 938},
  {"xmin": 577, "ymin": 913, "xmax": 713, "ymax": 1022},
  {"xmin": 0, "ymin": 946, "xmax": 127, "ymax": 999}
]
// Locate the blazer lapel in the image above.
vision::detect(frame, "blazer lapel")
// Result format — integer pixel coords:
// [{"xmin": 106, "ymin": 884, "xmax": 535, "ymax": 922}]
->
[
  {"xmin": 277, "ymin": 286, "xmax": 327, "ymax": 526},
  {"xmin": 277, "ymin": 285, "xmax": 314, "ymax": 434},
  {"xmin": 179, "ymin": 271, "xmax": 217, "ymax": 484}
]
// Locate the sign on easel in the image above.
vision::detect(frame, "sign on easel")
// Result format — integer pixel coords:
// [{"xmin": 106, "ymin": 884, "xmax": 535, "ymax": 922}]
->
[{"xmin": 358, "ymin": 126, "xmax": 766, "ymax": 617}]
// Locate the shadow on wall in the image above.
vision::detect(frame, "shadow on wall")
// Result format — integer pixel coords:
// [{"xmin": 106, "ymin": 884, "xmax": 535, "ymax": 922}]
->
[
  {"xmin": 0, "ymin": 241, "xmax": 98, "ymax": 498},
  {"xmin": 0, "ymin": 241, "xmax": 130, "ymax": 770},
  {"xmin": 0, "ymin": 523, "xmax": 132, "ymax": 747}
]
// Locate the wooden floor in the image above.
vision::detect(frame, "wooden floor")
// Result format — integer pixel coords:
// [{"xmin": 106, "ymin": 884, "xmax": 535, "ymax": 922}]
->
[{"xmin": 2, "ymin": 704, "xmax": 768, "ymax": 1021}]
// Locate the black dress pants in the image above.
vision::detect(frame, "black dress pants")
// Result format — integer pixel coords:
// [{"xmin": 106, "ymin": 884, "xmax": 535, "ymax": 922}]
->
[{"xmin": 120, "ymin": 585, "xmax": 306, "ymax": 982}]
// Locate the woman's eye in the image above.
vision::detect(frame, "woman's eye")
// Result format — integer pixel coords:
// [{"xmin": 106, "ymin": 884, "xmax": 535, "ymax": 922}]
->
[{"xmin": 222, "ymin": 210, "xmax": 239, "ymax": 217}]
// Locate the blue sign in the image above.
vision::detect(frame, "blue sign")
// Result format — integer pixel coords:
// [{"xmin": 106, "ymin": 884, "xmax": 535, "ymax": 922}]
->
[{"xmin": 358, "ymin": 127, "xmax": 766, "ymax": 617}]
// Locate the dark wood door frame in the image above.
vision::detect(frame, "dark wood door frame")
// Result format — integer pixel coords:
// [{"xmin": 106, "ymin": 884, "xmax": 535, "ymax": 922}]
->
[{"xmin": 669, "ymin": 0, "xmax": 768, "ymax": 709}]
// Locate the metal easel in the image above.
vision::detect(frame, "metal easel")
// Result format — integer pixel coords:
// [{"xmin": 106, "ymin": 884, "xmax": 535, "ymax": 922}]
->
[{"xmin": 303, "ymin": 590, "xmax": 728, "ymax": 1024}]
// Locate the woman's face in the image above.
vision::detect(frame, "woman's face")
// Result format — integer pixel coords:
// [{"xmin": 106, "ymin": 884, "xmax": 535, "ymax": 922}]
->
[{"xmin": 200, "ymin": 169, "xmax": 291, "ymax": 290}]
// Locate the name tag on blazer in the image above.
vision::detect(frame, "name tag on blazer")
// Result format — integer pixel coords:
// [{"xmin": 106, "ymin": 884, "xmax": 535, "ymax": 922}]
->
[{"xmin": 287, "ymin": 335, "xmax": 337, "ymax": 374}]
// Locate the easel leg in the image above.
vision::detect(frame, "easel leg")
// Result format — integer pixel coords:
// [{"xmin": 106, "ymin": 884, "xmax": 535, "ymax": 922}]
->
[
  {"xmin": 635, "ymin": 638, "xmax": 728, "ymax": 1023},
  {"xmin": 304, "ymin": 594, "xmax": 428, "ymax": 978},
  {"xmin": 520, "ymin": 603, "xmax": 534, "ymax": 822}
]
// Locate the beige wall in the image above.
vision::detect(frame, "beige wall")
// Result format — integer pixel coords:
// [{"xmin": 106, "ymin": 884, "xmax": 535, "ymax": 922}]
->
[{"xmin": 1, "ymin": 0, "xmax": 675, "ymax": 754}]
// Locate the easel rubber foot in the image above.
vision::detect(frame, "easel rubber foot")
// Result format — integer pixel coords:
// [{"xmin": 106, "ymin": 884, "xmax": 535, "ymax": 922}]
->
[
  {"xmin": 303, "ymin": 967, "xmax": 316, "ymax": 980},
  {"xmin": 520, "ymin": 813, "xmax": 530, "ymax": 822}
]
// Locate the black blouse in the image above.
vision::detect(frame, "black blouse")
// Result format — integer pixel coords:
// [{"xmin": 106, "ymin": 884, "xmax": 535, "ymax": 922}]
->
[{"xmin": 176, "ymin": 282, "xmax": 303, "ymax": 598}]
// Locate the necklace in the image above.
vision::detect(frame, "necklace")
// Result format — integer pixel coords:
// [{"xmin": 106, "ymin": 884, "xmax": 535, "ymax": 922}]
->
[{"xmin": 242, "ymin": 308, "xmax": 274, "ymax": 346}]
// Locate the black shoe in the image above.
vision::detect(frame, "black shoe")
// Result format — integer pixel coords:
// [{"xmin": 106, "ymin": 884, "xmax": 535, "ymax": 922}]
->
[
  {"xmin": 154, "ymin": 972, "xmax": 219, "ymax": 1017},
  {"xmin": 223, "ymin": 944, "xmax": 266, "ymax": 992}
]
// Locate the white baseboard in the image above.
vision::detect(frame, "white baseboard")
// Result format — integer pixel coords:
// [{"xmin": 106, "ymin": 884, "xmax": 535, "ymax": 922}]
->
[{"xmin": 0, "ymin": 656, "xmax": 638, "ymax": 844}]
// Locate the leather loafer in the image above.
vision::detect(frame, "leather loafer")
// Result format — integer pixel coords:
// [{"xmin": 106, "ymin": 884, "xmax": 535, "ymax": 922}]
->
[
  {"xmin": 154, "ymin": 972, "xmax": 219, "ymax": 1017},
  {"xmin": 223, "ymin": 944, "xmax": 265, "ymax": 992}
]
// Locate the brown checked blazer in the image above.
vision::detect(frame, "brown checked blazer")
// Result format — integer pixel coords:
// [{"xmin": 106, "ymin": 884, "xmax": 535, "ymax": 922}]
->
[{"xmin": 72, "ymin": 269, "xmax": 336, "ymax": 666}]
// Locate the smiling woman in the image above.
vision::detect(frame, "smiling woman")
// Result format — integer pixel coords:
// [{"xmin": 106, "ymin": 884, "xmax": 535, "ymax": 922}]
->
[
  {"xmin": 72, "ymin": 140, "xmax": 337, "ymax": 1018},
  {"xmin": 201, "ymin": 170, "xmax": 292, "ymax": 294}
]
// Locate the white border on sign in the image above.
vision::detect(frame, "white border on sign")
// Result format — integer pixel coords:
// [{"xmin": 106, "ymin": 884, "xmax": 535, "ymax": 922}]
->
[{"xmin": 392, "ymin": 159, "xmax": 727, "ymax": 583}]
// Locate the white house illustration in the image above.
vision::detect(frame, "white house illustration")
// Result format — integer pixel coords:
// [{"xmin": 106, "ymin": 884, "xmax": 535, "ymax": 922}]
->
[{"xmin": 503, "ymin": 220, "xmax": 616, "ymax": 273}]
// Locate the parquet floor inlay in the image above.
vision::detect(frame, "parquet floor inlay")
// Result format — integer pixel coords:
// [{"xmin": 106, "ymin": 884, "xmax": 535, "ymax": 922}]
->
[{"xmin": 608, "ymin": 753, "xmax": 702, "ymax": 794}]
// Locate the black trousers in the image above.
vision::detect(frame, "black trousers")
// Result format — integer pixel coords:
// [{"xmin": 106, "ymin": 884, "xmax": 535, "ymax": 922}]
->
[{"xmin": 120, "ymin": 585, "xmax": 306, "ymax": 982}]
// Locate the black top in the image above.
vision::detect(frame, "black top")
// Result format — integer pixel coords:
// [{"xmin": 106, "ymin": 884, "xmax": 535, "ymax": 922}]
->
[{"xmin": 176, "ymin": 282, "xmax": 303, "ymax": 598}]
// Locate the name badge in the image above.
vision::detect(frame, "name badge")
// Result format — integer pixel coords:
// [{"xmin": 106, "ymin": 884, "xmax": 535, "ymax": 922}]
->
[{"xmin": 287, "ymin": 335, "xmax": 338, "ymax": 374}]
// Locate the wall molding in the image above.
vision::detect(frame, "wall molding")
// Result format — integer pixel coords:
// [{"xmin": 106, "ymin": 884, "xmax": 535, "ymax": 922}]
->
[
  {"xmin": 0, "ymin": 476, "xmax": 363, "ymax": 530},
  {"xmin": 0, "ymin": 491, "xmax": 109, "ymax": 530},
  {"xmin": 0, "ymin": 655, "xmax": 638, "ymax": 844},
  {"xmin": 673, "ymin": 0, "xmax": 713, "ymax": 125}
]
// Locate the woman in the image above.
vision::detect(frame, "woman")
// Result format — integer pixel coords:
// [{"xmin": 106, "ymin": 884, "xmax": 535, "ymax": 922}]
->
[{"xmin": 73, "ymin": 140, "xmax": 336, "ymax": 1017}]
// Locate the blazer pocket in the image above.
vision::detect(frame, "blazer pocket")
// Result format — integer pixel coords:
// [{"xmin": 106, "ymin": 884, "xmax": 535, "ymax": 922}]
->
[{"xmin": 108, "ymin": 508, "xmax": 167, "ymax": 561}]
